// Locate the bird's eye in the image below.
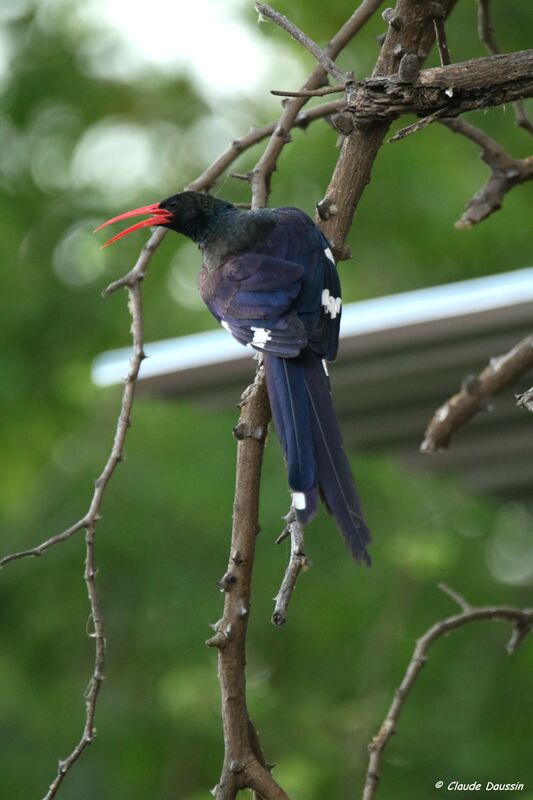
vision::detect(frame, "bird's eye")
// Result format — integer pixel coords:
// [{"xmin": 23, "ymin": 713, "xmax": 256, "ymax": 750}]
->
[{"xmin": 167, "ymin": 198, "xmax": 177, "ymax": 209}]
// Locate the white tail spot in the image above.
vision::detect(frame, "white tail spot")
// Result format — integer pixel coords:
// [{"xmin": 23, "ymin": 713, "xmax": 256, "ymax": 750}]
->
[
  {"xmin": 250, "ymin": 326, "xmax": 272, "ymax": 348},
  {"xmin": 292, "ymin": 491, "xmax": 306, "ymax": 510},
  {"xmin": 321, "ymin": 289, "xmax": 342, "ymax": 319},
  {"xmin": 324, "ymin": 247, "xmax": 335, "ymax": 264}
]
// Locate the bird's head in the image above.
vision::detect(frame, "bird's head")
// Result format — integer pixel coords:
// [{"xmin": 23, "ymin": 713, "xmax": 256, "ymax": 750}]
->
[{"xmin": 96, "ymin": 191, "xmax": 233, "ymax": 248}]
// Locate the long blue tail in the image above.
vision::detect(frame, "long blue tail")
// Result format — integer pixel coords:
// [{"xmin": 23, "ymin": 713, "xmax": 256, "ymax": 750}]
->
[{"xmin": 263, "ymin": 351, "xmax": 371, "ymax": 564}]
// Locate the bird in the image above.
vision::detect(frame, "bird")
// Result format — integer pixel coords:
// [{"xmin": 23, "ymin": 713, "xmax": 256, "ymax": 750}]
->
[{"xmin": 96, "ymin": 191, "xmax": 371, "ymax": 564}]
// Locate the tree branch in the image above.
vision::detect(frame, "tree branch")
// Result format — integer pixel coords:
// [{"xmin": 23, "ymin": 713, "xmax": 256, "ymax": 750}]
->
[
  {"xmin": 272, "ymin": 510, "xmax": 311, "ymax": 626},
  {"xmin": 347, "ymin": 50, "xmax": 533, "ymax": 128},
  {"xmin": 421, "ymin": 334, "xmax": 533, "ymax": 453},
  {"xmin": 270, "ymin": 84, "xmax": 345, "ymax": 98},
  {"xmin": 318, "ymin": 0, "xmax": 460, "ymax": 258},
  {"xmin": 363, "ymin": 584, "xmax": 533, "ymax": 800},
  {"xmin": 0, "ymin": 227, "xmax": 164, "ymax": 799},
  {"xmin": 517, "ymin": 386, "xmax": 533, "ymax": 413},
  {"xmin": 206, "ymin": 367, "xmax": 289, "ymax": 800},
  {"xmin": 432, "ymin": 6, "xmax": 451, "ymax": 67},
  {"xmin": 439, "ymin": 117, "xmax": 533, "ymax": 227},
  {"xmin": 256, "ymin": 3, "xmax": 347, "ymax": 83},
  {"xmin": 250, "ymin": 0, "xmax": 383, "ymax": 209},
  {"xmin": 477, "ymin": 0, "xmax": 533, "ymax": 137},
  {"xmin": 187, "ymin": 100, "xmax": 343, "ymax": 194}
]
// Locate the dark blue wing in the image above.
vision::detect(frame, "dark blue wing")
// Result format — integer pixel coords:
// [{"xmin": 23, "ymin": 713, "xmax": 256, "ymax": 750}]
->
[
  {"xmin": 198, "ymin": 207, "xmax": 342, "ymax": 360},
  {"xmin": 198, "ymin": 251, "xmax": 307, "ymax": 358},
  {"xmin": 259, "ymin": 207, "xmax": 341, "ymax": 361}
]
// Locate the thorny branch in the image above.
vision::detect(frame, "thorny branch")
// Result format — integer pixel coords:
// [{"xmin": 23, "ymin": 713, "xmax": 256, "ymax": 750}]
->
[
  {"xmin": 363, "ymin": 584, "xmax": 533, "ymax": 800},
  {"xmin": 346, "ymin": 51, "xmax": 533, "ymax": 128},
  {"xmin": 317, "ymin": 0, "xmax": 460, "ymax": 258},
  {"xmin": 421, "ymin": 334, "xmax": 533, "ymax": 453},
  {"xmin": 477, "ymin": 0, "xmax": 533, "ymax": 137},
  {"xmin": 250, "ymin": 0, "xmax": 383, "ymax": 209},
  {"xmin": 517, "ymin": 386, "xmax": 533, "ymax": 413},
  {"xmin": 205, "ymin": 368, "xmax": 289, "ymax": 800},
  {"xmin": 432, "ymin": 5, "xmax": 450, "ymax": 67},
  {"xmin": 187, "ymin": 99, "xmax": 343, "ymax": 193},
  {"xmin": 256, "ymin": 3, "xmax": 347, "ymax": 83},
  {"xmin": 0, "ymin": 226, "xmax": 165, "ymax": 799},
  {"xmin": 0, "ymin": 61, "xmax": 345, "ymax": 800},
  {"xmin": 270, "ymin": 84, "xmax": 345, "ymax": 98},
  {"xmin": 440, "ymin": 117, "xmax": 533, "ymax": 227},
  {"xmin": 208, "ymin": 4, "xmax": 388, "ymax": 796},
  {"xmin": 5, "ymin": 0, "xmax": 533, "ymax": 797},
  {"xmin": 272, "ymin": 510, "xmax": 311, "ymax": 627}
]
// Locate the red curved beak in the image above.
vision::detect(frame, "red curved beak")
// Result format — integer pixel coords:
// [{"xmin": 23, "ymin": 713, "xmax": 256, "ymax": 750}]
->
[{"xmin": 95, "ymin": 202, "xmax": 173, "ymax": 248}]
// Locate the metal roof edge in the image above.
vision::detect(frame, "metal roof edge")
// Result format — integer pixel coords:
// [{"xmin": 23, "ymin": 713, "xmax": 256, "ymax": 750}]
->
[{"xmin": 92, "ymin": 267, "xmax": 533, "ymax": 387}]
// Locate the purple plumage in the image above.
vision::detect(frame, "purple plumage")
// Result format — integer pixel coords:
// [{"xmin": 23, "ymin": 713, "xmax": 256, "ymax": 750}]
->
[
  {"xmin": 198, "ymin": 204, "xmax": 371, "ymax": 564},
  {"xmin": 100, "ymin": 191, "xmax": 372, "ymax": 563}
]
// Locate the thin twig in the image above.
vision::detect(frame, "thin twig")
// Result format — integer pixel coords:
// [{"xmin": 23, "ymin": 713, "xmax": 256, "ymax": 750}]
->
[
  {"xmin": 362, "ymin": 586, "xmax": 533, "ymax": 800},
  {"xmin": 271, "ymin": 84, "xmax": 346, "ymax": 98},
  {"xmin": 186, "ymin": 99, "xmax": 343, "ymax": 194},
  {"xmin": 516, "ymin": 386, "xmax": 533, "ymax": 413},
  {"xmin": 317, "ymin": 0, "xmax": 461, "ymax": 256},
  {"xmin": 439, "ymin": 117, "xmax": 533, "ymax": 227},
  {"xmin": 1, "ymin": 229, "xmax": 165, "ymax": 573},
  {"xmin": 421, "ymin": 334, "xmax": 533, "ymax": 453},
  {"xmin": 477, "ymin": 0, "xmax": 533, "ymax": 137},
  {"xmin": 438, "ymin": 582, "xmax": 472, "ymax": 613},
  {"xmin": 272, "ymin": 510, "xmax": 311, "ymax": 626},
  {"xmin": 251, "ymin": 0, "xmax": 383, "ymax": 209},
  {"xmin": 476, "ymin": 0, "xmax": 499, "ymax": 55},
  {"xmin": 42, "ymin": 229, "xmax": 162, "ymax": 799},
  {"xmin": 388, "ymin": 108, "xmax": 448, "ymax": 142},
  {"xmin": 433, "ymin": 17, "xmax": 451, "ymax": 66},
  {"xmin": 256, "ymin": 3, "xmax": 347, "ymax": 83}
]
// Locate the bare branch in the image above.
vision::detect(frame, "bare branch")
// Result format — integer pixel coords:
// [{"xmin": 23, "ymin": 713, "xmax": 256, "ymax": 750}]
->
[
  {"xmin": 270, "ymin": 84, "xmax": 345, "ymax": 98},
  {"xmin": 388, "ymin": 108, "xmax": 447, "ymax": 142},
  {"xmin": 0, "ymin": 85, "xmax": 341, "ymax": 798},
  {"xmin": 318, "ymin": 0, "xmax": 461, "ymax": 257},
  {"xmin": 250, "ymin": 0, "xmax": 383, "ymax": 209},
  {"xmin": 432, "ymin": 7, "xmax": 451, "ymax": 66},
  {"xmin": 256, "ymin": 3, "xmax": 347, "ymax": 83},
  {"xmin": 516, "ymin": 386, "xmax": 533, "ymax": 413},
  {"xmin": 363, "ymin": 587, "xmax": 533, "ymax": 800},
  {"xmin": 477, "ymin": 0, "xmax": 533, "ymax": 137},
  {"xmin": 421, "ymin": 334, "xmax": 533, "ymax": 453},
  {"xmin": 206, "ymin": 368, "xmax": 290, "ymax": 800},
  {"xmin": 1, "ymin": 228, "xmax": 164, "ymax": 572},
  {"xmin": 42, "ymin": 230, "xmax": 159, "ymax": 799},
  {"xmin": 186, "ymin": 99, "xmax": 343, "ymax": 194},
  {"xmin": 347, "ymin": 50, "xmax": 533, "ymax": 128},
  {"xmin": 438, "ymin": 582, "xmax": 472, "ymax": 613},
  {"xmin": 272, "ymin": 510, "xmax": 311, "ymax": 626},
  {"xmin": 476, "ymin": 0, "xmax": 499, "ymax": 55},
  {"xmin": 439, "ymin": 117, "xmax": 533, "ymax": 227}
]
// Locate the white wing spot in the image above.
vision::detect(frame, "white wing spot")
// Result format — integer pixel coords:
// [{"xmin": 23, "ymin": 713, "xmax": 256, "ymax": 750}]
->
[
  {"xmin": 250, "ymin": 326, "xmax": 272, "ymax": 348},
  {"xmin": 324, "ymin": 247, "xmax": 335, "ymax": 264},
  {"xmin": 221, "ymin": 321, "xmax": 230, "ymax": 332},
  {"xmin": 322, "ymin": 359, "xmax": 329, "ymax": 376},
  {"xmin": 321, "ymin": 289, "xmax": 342, "ymax": 319},
  {"xmin": 292, "ymin": 491, "xmax": 306, "ymax": 510}
]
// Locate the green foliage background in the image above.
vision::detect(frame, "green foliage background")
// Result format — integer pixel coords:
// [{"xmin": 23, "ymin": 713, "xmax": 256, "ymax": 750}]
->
[{"xmin": 0, "ymin": 1, "xmax": 532, "ymax": 798}]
